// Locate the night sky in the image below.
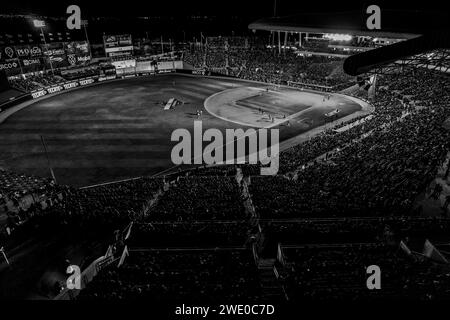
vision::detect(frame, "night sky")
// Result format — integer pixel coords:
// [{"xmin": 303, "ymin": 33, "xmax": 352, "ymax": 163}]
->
[
  {"xmin": 0, "ymin": 0, "xmax": 448, "ymax": 40},
  {"xmin": 1, "ymin": 0, "xmax": 448, "ymax": 17}
]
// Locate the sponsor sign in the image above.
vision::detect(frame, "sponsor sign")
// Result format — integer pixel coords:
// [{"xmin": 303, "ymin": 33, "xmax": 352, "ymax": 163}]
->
[
  {"xmin": 77, "ymin": 55, "xmax": 90, "ymax": 63},
  {"xmin": 79, "ymin": 78, "xmax": 95, "ymax": 86},
  {"xmin": 14, "ymin": 45, "xmax": 43, "ymax": 58},
  {"xmin": 1, "ymin": 46, "xmax": 45, "ymax": 74},
  {"xmin": 15, "ymin": 46, "xmax": 31, "ymax": 58},
  {"xmin": 0, "ymin": 46, "xmax": 40, "ymax": 75},
  {"xmin": 30, "ymin": 77, "xmax": 97, "ymax": 99},
  {"xmin": 44, "ymin": 48, "xmax": 66, "ymax": 57},
  {"xmin": 47, "ymin": 86, "xmax": 63, "ymax": 94},
  {"xmin": 31, "ymin": 90, "xmax": 47, "ymax": 99},
  {"xmin": 22, "ymin": 58, "xmax": 41, "ymax": 66},
  {"xmin": 103, "ymin": 34, "xmax": 133, "ymax": 58},
  {"xmin": 105, "ymin": 46, "xmax": 134, "ymax": 53},
  {"xmin": 156, "ymin": 69, "xmax": 175, "ymax": 74},
  {"xmin": 30, "ymin": 46, "xmax": 44, "ymax": 57},
  {"xmin": 98, "ymin": 75, "xmax": 117, "ymax": 82},
  {"xmin": 103, "ymin": 35, "xmax": 119, "ymax": 48},
  {"xmin": 63, "ymin": 82, "xmax": 79, "ymax": 90},
  {"xmin": 1, "ymin": 47, "xmax": 16, "ymax": 60},
  {"xmin": 43, "ymin": 43, "xmax": 68, "ymax": 68},
  {"xmin": 67, "ymin": 54, "xmax": 77, "ymax": 66},
  {"xmin": 111, "ymin": 59, "xmax": 136, "ymax": 69},
  {"xmin": 117, "ymin": 35, "xmax": 132, "ymax": 46},
  {"xmin": 192, "ymin": 69, "xmax": 206, "ymax": 76},
  {"xmin": 0, "ymin": 60, "xmax": 19, "ymax": 70},
  {"xmin": 65, "ymin": 41, "xmax": 91, "ymax": 66},
  {"xmin": 65, "ymin": 41, "xmax": 89, "ymax": 54}
]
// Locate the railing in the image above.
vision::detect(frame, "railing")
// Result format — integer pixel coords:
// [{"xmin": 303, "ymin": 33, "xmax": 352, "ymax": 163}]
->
[
  {"xmin": 54, "ymin": 222, "xmax": 133, "ymax": 300},
  {"xmin": 54, "ymin": 255, "xmax": 119, "ymax": 300}
]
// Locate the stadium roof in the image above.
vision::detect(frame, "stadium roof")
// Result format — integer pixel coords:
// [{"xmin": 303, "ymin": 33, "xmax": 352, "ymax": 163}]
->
[
  {"xmin": 249, "ymin": 10, "xmax": 450, "ymax": 39},
  {"xmin": 248, "ymin": 10, "xmax": 450, "ymax": 76},
  {"xmin": 344, "ymin": 36, "xmax": 450, "ymax": 76}
]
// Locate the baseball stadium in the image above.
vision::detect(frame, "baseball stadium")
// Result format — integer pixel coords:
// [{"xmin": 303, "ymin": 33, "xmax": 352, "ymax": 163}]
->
[{"xmin": 1, "ymin": 1, "xmax": 450, "ymax": 307}]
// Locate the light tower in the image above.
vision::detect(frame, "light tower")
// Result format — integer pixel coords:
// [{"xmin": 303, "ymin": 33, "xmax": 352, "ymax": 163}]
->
[{"xmin": 33, "ymin": 19, "xmax": 55, "ymax": 75}]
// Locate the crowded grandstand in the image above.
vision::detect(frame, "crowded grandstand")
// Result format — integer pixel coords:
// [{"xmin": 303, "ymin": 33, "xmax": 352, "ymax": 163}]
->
[{"xmin": 0, "ymin": 2, "xmax": 450, "ymax": 310}]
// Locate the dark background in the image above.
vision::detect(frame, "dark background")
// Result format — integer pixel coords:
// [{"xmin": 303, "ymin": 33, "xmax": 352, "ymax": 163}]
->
[
  {"xmin": 1, "ymin": 0, "xmax": 448, "ymax": 17},
  {"xmin": 0, "ymin": 1, "xmax": 449, "ymax": 45}
]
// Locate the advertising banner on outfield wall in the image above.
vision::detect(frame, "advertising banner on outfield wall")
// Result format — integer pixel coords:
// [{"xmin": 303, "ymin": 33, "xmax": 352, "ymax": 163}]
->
[
  {"xmin": 157, "ymin": 60, "xmax": 177, "ymax": 71},
  {"xmin": 191, "ymin": 69, "xmax": 207, "ymax": 76},
  {"xmin": 112, "ymin": 59, "xmax": 136, "ymax": 69},
  {"xmin": 135, "ymin": 60, "xmax": 155, "ymax": 73},
  {"xmin": 30, "ymin": 77, "xmax": 97, "ymax": 99},
  {"xmin": 173, "ymin": 60, "xmax": 183, "ymax": 69}
]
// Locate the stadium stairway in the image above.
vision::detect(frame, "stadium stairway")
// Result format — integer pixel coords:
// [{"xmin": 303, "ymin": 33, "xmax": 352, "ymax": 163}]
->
[
  {"xmin": 413, "ymin": 151, "xmax": 450, "ymax": 217},
  {"xmin": 257, "ymin": 258, "xmax": 286, "ymax": 301},
  {"xmin": 142, "ymin": 181, "xmax": 170, "ymax": 216},
  {"xmin": 236, "ymin": 168, "xmax": 259, "ymax": 224}
]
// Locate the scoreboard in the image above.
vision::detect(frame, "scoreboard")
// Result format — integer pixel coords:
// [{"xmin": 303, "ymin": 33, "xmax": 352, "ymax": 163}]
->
[{"xmin": 103, "ymin": 34, "xmax": 133, "ymax": 58}]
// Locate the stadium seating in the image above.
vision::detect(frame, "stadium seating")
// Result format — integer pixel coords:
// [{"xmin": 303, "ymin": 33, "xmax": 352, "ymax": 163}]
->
[
  {"xmin": 1, "ymin": 177, "xmax": 165, "ymax": 241},
  {"xmin": 8, "ymin": 73, "xmax": 65, "ymax": 92},
  {"xmin": 278, "ymin": 244, "xmax": 450, "ymax": 301},
  {"xmin": 148, "ymin": 176, "xmax": 247, "ymax": 221},
  {"xmin": 127, "ymin": 221, "xmax": 254, "ymax": 248},
  {"xmin": 248, "ymin": 69, "xmax": 450, "ymax": 219},
  {"xmin": 77, "ymin": 249, "xmax": 262, "ymax": 301},
  {"xmin": 183, "ymin": 46, "xmax": 354, "ymax": 88}
]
